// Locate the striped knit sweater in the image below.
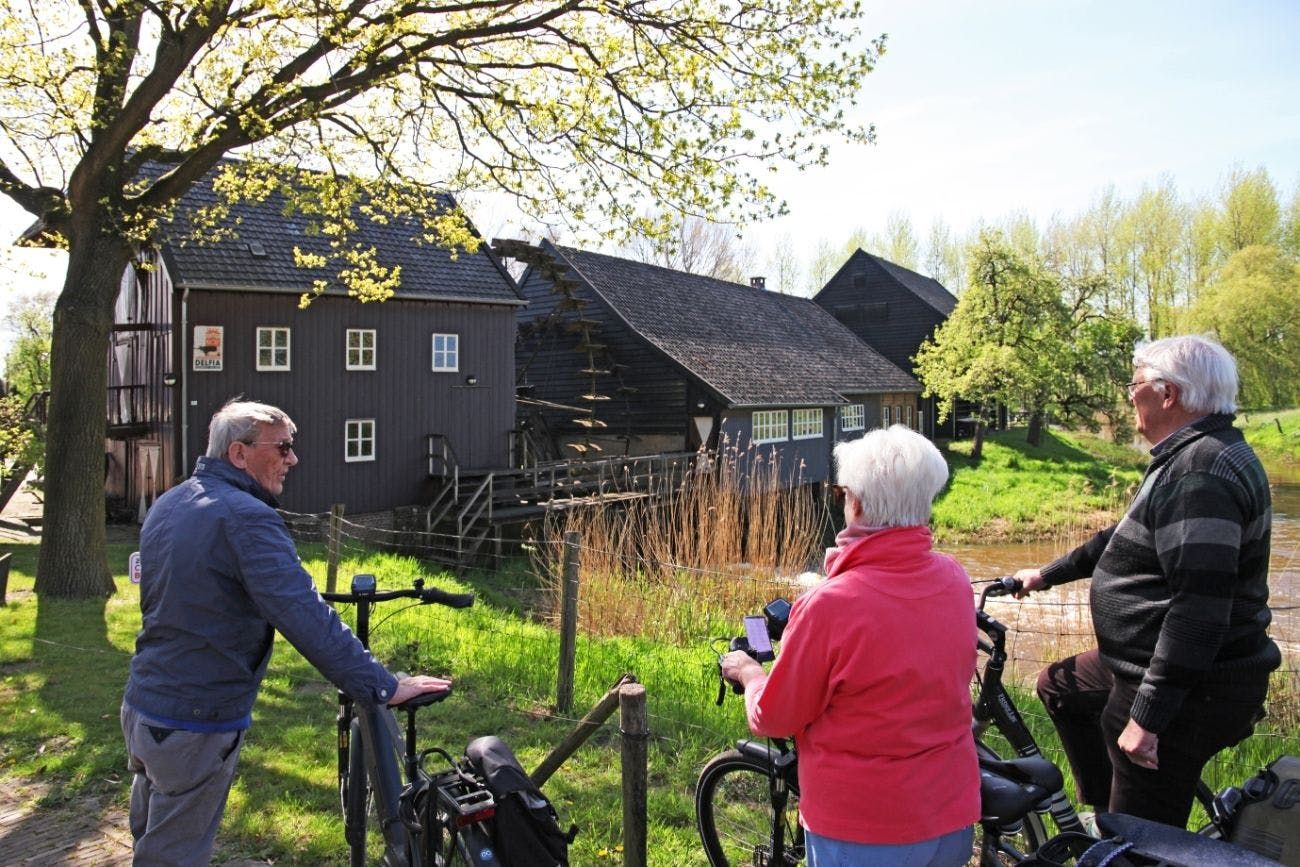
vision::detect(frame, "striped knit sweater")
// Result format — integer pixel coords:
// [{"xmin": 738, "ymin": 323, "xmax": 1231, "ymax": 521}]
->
[{"xmin": 1040, "ymin": 413, "xmax": 1280, "ymax": 733}]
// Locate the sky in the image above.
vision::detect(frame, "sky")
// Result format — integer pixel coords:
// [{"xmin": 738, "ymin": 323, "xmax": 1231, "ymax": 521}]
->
[
  {"xmin": 743, "ymin": 0, "xmax": 1300, "ymax": 261},
  {"xmin": 3, "ymin": 0, "xmax": 1300, "ymax": 317}
]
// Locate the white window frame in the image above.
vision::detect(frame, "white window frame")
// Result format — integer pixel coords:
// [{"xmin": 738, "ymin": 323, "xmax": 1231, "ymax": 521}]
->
[
  {"xmin": 256, "ymin": 327, "xmax": 290, "ymax": 371},
  {"xmin": 346, "ymin": 328, "xmax": 376, "ymax": 371},
  {"xmin": 842, "ymin": 404, "xmax": 865, "ymax": 432},
  {"xmin": 881, "ymin": 404, "xmax": 891, "ymax": 428},
  {"xmin": 431, "ymin": 333, "xmax": 459, "ymax": 372},
  {"xmin": 752, "ymin": 410, "xmax": 789, "ymax": 444},
  {"xmin": 906, "ymin": 404, "xmax": 916, "ymax": 430},
  {"xmin": 345, "ymin": 418, "xmax": 376, "ymax": 463},
  {"xmin": 791, "ymin": 408, "xmax": 823, "ymax": 440}
]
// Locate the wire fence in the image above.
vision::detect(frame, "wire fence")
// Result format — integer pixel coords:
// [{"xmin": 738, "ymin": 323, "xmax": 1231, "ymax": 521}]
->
[{"xmin": 283, "ymin": 503, "xmax": 1300, "ymax": 822}]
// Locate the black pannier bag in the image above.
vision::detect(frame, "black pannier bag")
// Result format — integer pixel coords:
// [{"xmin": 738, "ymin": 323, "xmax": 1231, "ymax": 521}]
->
[{"xmin": 465, "ymin": 735, "xmax": 577, "ymax": 867}]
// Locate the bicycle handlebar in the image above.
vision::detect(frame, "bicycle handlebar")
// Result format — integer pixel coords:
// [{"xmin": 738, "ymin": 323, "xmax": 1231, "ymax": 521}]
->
[{"xmin": 320, "ymin": 577, "xmax": 475, "ymax": 609}]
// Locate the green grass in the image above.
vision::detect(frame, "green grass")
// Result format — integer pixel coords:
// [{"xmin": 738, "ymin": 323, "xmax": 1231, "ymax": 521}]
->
[
  {"xmin": 3, "ymin": 537, "xmax": 1295, "ymax": 864},
  {"xmin": 1237, "ymin": 408, "xmax": 1300, "ymax": 475},
  {"xmin": 932, "ymin": 427, "xmax": 1147, "ymax": 543}
]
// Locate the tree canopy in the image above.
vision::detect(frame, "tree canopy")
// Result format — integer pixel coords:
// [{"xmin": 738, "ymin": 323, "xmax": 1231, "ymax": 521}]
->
[
  {"xmin": 0, "ymin": 0, "xmax": 884, "ymax": 597},
  {"xmin": 914, "ymin": 231, "xmax": 1140, "ymax": 455}
]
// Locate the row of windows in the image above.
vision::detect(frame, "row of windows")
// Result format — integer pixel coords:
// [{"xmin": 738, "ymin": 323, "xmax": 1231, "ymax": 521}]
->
[
  {"xmin": 752, "ymin": 403, "xmax": 919, "ymax": 444},
  {"xmin": 753, "ymin": 408, "xmax": 827, "ymax": 444},
  {"xmin": 252, "ymin": 327, "xmax": 459, "ymax": 373}
]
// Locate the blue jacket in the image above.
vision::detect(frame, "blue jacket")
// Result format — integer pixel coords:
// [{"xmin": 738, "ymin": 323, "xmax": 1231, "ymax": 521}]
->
[{"xmin": 124, "ymin": 457, "xmax": 397, "ymax": 727}]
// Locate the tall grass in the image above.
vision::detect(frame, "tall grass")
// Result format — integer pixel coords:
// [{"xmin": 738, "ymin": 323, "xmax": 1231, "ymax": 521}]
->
[{"xmin": 531, "ymin": 438, "xmax": 828, "ymax": 643}]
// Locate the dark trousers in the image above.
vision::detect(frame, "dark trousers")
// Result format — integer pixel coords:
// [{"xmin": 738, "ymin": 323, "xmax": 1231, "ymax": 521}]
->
[{"xmin": 1035, "ymin": 649, "xmax": 1266, "ymax": 828}]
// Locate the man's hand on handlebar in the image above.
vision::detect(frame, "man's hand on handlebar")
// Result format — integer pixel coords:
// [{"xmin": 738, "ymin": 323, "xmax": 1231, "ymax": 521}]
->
[
  {"xmin": 389, "ymin": 674, "xmax": 453, "ymax": 706},
  {"xmin": 720, "ymin": 650, "xmax": 766, "ymax": 691},
  {"xmin": 1012, "ymin": 568, "xmax": 1046, "ymax": 599}
]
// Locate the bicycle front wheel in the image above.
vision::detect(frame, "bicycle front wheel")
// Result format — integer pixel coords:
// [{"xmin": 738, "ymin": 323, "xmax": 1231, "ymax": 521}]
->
[{"xmin": 696, "ymin": 749, "xmax": 804, "ymax": 867}]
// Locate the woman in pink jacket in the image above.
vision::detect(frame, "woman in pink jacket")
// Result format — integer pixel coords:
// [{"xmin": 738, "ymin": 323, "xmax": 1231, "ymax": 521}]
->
[{"xmin": 722, "ymin": 425, "xmax": 979, "ymax": 866}]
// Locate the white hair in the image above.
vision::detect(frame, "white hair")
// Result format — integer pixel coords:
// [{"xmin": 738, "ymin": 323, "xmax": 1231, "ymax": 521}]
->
[
  {"xmin": 206, "ymin": 398, "xmax": 296, "ymax": 459},
  {"xmin": 833, "ymin": 425, "xmax": 949, "ymax": 528},
  {"xmin": 1132, "ymin": 335, "xmax": 1238, "ymax": 415}
]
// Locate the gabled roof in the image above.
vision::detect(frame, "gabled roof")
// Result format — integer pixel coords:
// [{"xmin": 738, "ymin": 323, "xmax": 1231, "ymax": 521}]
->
[
  {"xmin": 151, "ymin": 160, "xmax": 522, "ymax": 306},
  {"xmin": 540, "ymin": 243, "xmax": 919, "ymax": 408},
  {"xmin": 833, "ymin": 250, "xmax": 957, "ymax": 316}
]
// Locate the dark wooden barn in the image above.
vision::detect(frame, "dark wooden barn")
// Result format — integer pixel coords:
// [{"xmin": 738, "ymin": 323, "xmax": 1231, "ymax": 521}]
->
[
  {"xmin": 813, "ymin": 250, "xmax": 969, "ymax": 438},
  {"xmin": 510, "ymin": 241, "xmax": 921, "ymax": 486},
  {"xmin": 105, "ymin": 162, "xmax": 523, "ymax": 520}
]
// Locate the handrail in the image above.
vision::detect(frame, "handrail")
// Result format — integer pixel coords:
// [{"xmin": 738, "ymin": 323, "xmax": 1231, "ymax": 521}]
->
[{"xmin": 457, "ymin": 473, "xmax": 494, "ymax": 536}]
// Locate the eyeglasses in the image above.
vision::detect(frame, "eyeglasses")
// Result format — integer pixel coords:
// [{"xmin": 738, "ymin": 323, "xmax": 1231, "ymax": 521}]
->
[
  {"xmin": 1124, "ymin": 378, "xmax": 1163, "ymax": 399},
  {"xmin": 244, "ymin": 439, "xmax": 295, "ymax": 456}
]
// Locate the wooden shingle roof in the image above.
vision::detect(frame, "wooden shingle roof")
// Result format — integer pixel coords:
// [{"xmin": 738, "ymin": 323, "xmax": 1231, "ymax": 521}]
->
[
  {"xmin": 152, "ymin": 160, "xmax": 522, "ymax": 305},
  {"xmin": 545, "ymin": 243, "xmax": 919, "ymax": 408}
]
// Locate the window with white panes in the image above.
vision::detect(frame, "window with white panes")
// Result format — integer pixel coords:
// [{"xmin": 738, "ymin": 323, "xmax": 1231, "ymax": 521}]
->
[
  {"xmin": 431, "ymin": 333, "xmax": 459, "ymax": 371},
  {"xmin": 842, "ymin": 404, "xmax": 865, "ymax": 432},
  {"xmin": 345, "ymin": 419, "xmax": 375, "ymax": 462},
  {"xmin": 256, "ymin": 327, "xmax": 290, "ymax": 371},
  {"xmin": 880, "ymin": 405, "xmax": 890, "ymax": 428},
  {"xmin": 792, "ymin": 408, "xmax": 823, "ymax": 440},
  {"xmin": 752, "ymin": 410, "xmax": 788, "ymax": 444},
  {"xmin": 346, "ymin": 329, "xmax": 376, "ymax": 370},
  {"xmin": 906, "ymin": 404, "xmax": 915, "ymax": 430}
]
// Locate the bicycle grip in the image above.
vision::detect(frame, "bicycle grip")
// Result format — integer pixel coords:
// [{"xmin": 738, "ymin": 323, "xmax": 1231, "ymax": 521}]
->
[{"xmin": 420, "ymin": 586, "xmax": 476, "ymax": 608}]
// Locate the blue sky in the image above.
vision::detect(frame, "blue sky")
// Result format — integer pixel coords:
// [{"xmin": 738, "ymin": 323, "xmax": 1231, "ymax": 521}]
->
[
  {"xmin": 3, "ymin": 0, "xmax": 1300, "ymax": 303},
  {"xmin": 745, "ymin": 0, "xmax": 1300, "ymax": 252}
]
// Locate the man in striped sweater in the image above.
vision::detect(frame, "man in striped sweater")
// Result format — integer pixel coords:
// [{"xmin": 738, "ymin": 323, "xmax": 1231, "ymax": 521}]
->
[{"xmin": 1014, "ymin": 335, "xmax": 1280, "ymax": 828}]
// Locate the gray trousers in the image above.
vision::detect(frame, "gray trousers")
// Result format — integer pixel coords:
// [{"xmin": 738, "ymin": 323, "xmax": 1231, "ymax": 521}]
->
[{"xmin": 121, "ymin": 702, "xmax": 245, "ymax": 867}]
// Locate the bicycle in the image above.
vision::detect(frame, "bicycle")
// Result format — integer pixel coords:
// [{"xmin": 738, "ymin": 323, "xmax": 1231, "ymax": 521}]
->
[
  {"xmin": 695, "ymin": 599, "xmax": 804, "ymax": 867},
  {"xmin": 972, "ymin": 577, "xmax": 1224, "ymax": 863},
  {"xmin": 694, "ymin": 598, "xmax": 1071, "ymax": 867},
  {"xmin": 321, "ymin": 572, "xmax": 500, "ymax": 867}
]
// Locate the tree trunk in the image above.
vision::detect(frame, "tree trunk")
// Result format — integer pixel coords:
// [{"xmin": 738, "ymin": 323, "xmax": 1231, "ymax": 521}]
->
[
  {"xmin": 971, "ymin": 419, "xmax": 986, "ymax": 461},
  {"xmin": 34, "ymin": 231, "xmax": 130, "ymax": 599},
  {"xmin": 1026, "ymin": 410, "xmax": 1044, "ymax": 446}
]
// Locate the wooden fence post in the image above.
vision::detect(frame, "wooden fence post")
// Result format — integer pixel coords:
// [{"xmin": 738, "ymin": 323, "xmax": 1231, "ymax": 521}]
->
[
  {"xmin": 0, "ymin": 552, "xmax": 11, "ymax": 604},
  {"xmin": 620, "ymin": 682, "xmax": 648, "ymax": 867},
  {"xmin": 531, "ymin": 673, "xmax": 637, "ymax": 788},
  {"xmin": 556, "ymin": 530, "xmax": 581, "ymax": 714},
  {"xmin": 325, "ymin": 504, "xmax": 344, "ymax": 595}
]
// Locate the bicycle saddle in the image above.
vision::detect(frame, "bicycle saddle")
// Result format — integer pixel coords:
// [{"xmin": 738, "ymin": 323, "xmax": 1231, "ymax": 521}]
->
[
  {"xmin": 1095, "ymin": 812, "xmax": 1284, "ymax": 866},
  {"xmin": 979, "ymin": 756, "xmax": 1063, "ymax": 825},
  {"xmin": 979, "ymin": 754, "xmax": 1064, "ymax": 792},
  {"xmin": 393, "ymin": 686, "xmax": 453, "ymax": 710}
]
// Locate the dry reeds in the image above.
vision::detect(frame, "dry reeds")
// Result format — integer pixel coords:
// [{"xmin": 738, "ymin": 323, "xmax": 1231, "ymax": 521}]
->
[{"xmin": 529, "ymin": 437, "xmax": 828, "ymax": 644}]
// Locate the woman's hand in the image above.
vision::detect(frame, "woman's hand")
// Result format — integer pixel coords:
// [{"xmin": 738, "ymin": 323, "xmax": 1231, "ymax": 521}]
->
[{"xmin": 720, "ymin": 650, "xmax": 766, "ymax": 690}]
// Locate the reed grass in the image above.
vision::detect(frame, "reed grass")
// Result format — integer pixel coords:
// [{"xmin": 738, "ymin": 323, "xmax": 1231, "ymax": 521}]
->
[{"xmin": 530, "ymin": 437, "xmax": 828, "ymax": 644}]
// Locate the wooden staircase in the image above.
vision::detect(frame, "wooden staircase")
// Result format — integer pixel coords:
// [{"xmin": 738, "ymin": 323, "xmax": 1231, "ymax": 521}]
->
[{"xmin": 421, "ymin": 434, "xmax": 700, "ymax": 568}]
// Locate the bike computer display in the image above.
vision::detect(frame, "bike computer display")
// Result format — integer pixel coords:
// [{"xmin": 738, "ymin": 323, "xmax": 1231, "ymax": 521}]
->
[
  {"xmin": 743, "ymin": 615, "xmax": 774, "ymax": 662},
  {"xmin": 351, "ymin": 573, "xmax": 377, "ymax": 595}
]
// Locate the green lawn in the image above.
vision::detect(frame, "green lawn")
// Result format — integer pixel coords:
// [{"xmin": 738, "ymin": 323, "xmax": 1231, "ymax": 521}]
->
[{"xmin": 3, "ymin": 536, "xmax": 1295, "ymax": 864}]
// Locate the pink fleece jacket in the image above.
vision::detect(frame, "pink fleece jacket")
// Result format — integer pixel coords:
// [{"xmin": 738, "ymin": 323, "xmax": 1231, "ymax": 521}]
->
[{"xmin": 743, "ymin": 525, "xmax": 980, "ymax": 844}]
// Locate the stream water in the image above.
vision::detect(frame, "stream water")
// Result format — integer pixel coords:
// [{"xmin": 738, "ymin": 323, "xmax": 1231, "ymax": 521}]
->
[{"xmin": 941, "ymin": 477, "xmax": 1300, "ymax": 676}]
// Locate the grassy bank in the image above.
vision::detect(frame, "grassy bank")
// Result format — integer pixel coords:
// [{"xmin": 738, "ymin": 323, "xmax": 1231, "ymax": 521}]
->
[
  {"xmin": 931, "ymin": 427, "xmax": 1146, "ymax": 544},
  {"xmin": 930, "ymin": 409, "xmax": 1300, "ymax": 543},
  {"xmin": 2, "ymin": 540, "xmax": 1296, "ymax": 865}
]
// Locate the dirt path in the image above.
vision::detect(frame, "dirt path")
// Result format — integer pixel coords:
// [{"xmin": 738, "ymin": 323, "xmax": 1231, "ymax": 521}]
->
[{"xmin": 0, "ymin": 779, "xmax": 133, "ymax": 866}]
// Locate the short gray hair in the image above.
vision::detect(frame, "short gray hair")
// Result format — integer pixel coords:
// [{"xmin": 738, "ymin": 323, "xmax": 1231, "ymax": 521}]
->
[
  {"xmin": 1132, "ymin": 335, "xmax": 1238, "ymax": 415},
  {"xmin": 206, "ymin": 398, "xmax": 296, "ymax": 459},
  {"xmin": 833, "ymin": 425, "xmax": 949, "ymax": 528}
]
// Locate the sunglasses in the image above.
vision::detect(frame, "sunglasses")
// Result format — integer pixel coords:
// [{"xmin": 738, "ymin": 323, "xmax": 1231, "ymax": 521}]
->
[{"xmin": 245, "ymin": 439, "xmax": 295, "ymax": 456}]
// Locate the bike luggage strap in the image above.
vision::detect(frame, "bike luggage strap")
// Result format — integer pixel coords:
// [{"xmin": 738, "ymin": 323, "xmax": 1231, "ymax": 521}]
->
[{"xmin": 1096, "ymin": 813, "xmax": 1284, "ymax": 866}]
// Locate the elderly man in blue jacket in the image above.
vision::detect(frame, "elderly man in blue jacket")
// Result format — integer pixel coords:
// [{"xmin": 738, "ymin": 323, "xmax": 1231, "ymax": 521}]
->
[{"xmin": 121, "ymin": 399, "xmax": 448, "ymax": 866}]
